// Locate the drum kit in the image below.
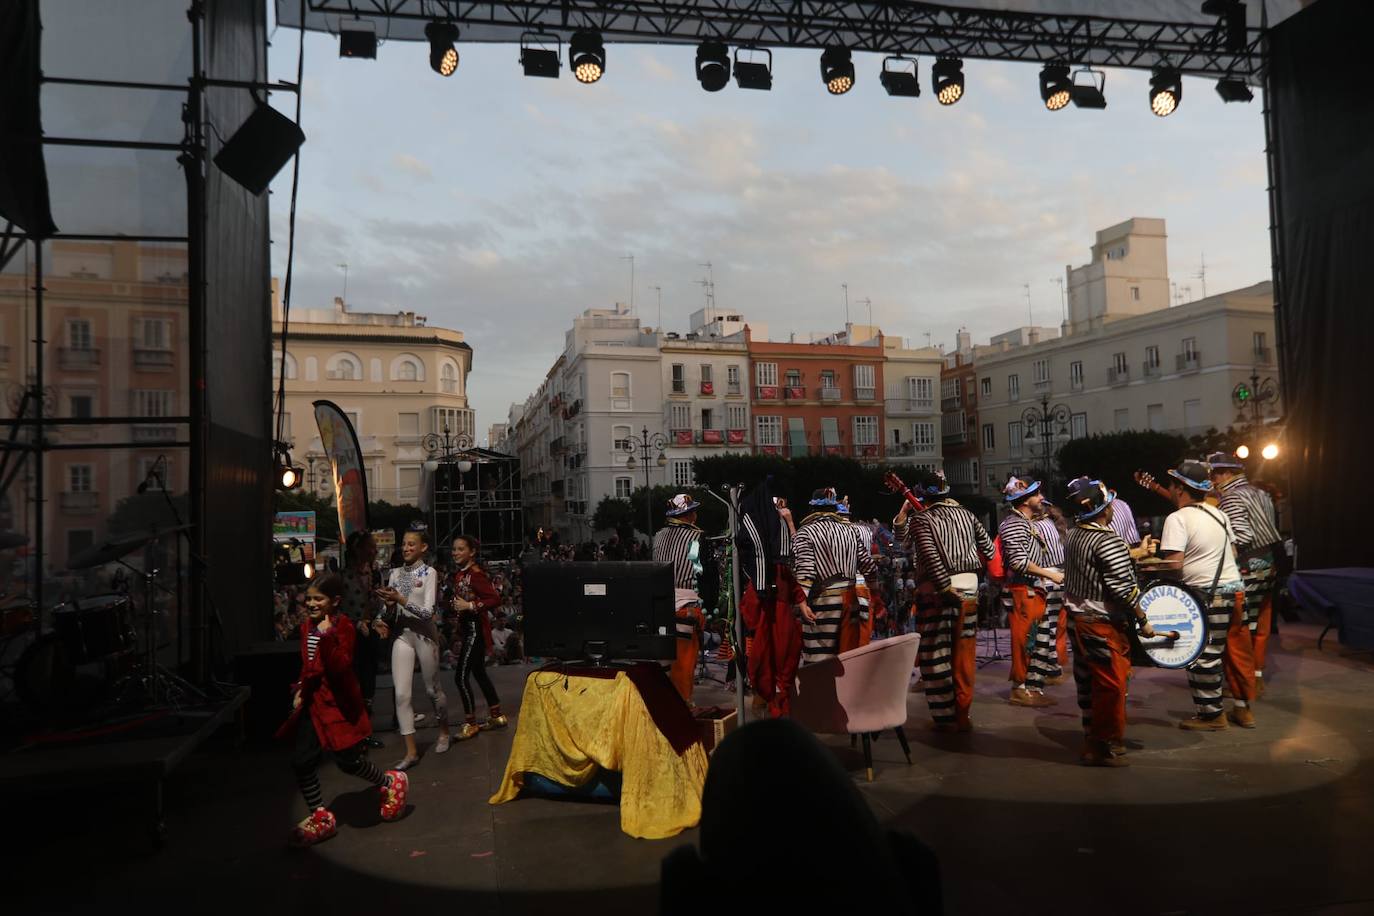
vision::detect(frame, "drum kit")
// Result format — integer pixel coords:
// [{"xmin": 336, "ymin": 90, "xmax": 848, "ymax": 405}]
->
[{"xmin": 0, "ymin": 524, "xmax": 200, "ymax": 727}]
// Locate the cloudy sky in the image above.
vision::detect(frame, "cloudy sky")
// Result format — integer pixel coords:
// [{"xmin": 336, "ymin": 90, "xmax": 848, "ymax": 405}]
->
[{"xmin": 266, "ymin": 27, "xmax": 1271, "ymax": 439}]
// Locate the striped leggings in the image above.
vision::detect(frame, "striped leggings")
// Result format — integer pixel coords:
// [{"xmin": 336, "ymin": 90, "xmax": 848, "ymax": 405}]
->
[
  {"xmin": 292, "ymin": 720, "xmax": 385, "ymax": 812},
  {"xmin": 1034, "ymin": 583, "xmax": 1065, "ymax": 682},
  {"xmin": 801, "ymin": 582, "xmax": 849, "ymax": 666},
  {"xmin": 1186, "ymin": 586, "xmax": 1243, "ymax": 718},
  {"xmin": 915, "ymin": 585, "xmax": 978, "ymax": 726}
]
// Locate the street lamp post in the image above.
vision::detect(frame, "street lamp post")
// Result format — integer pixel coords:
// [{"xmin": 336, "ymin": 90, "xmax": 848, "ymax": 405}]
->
[
  {"xmin": 1021, "ymin": 394, "xmax": 1072, "ymax": 486},
  {"xmin": 423, "ymin": 426, "xmax": 473, "ymax": 542},
  {"xmin": 1232, "ymin": 369, "xmax": 1280, "ymax": 461},
  {"xmin": 622, "ymin": 425, "xmax": 668, "ymax": 539}
]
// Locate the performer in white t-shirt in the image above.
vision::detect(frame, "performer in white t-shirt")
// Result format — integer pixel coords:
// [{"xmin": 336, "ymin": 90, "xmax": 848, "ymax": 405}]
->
[{"xmin": 1156, "ymin": 460, "xmax": 1255, "ymax": 730}]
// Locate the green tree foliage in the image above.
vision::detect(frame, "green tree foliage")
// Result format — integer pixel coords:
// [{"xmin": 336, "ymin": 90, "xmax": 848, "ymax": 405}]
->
[
  {"xmin": 1055, "ymin": 430, "xmax": 1193, "ymax": 518},
  {"xmin": 591, "ymin": 495, "xmax": 638, "ymax": 542}
]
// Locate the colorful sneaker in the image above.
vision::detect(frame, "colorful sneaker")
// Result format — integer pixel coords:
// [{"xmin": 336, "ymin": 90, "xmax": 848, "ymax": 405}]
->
[
  {"xmin": 380, "ymin": 770, "xmax": 409, "ymax": 821},
  {"xmin": 289, "ymin": 808, "xmax": 337, "ymax": 847},
  {"xmin": 479, "ymin": 714, "xmax": 509, "ymax": 731},
  {"xmin": 455, "ymin": 722, "xmax": 481, "ymax": 741}
]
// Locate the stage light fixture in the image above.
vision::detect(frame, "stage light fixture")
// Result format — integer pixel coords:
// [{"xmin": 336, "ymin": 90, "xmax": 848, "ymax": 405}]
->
[
  {"xmin": 276, "ymin": 455, "xmax": 303, "ymax": 491},
  {"xmin": 425, "ymin": 21, "xmax": 460, "ymax": 77},
  {"xmin": 520, "ymin": 32, "xmax": 561, "ymax": 78},
  {"xmin": 1235, "ymin": 444, "xmax": 1250, "ymax": 459},
  {"xmin": 1150, "ymin": 68, "xmax": 1182, "ymax": 116},
  {"xmin": 733, "ymin": 46, "xmax": 772, "ymax": 91},
  {"xmin": 1215, "ymin": 77, "xmax": 1254, "ymax": 102},
  {"xmin": 880, "ymin": 56, "xmax": 920, "ymax": 97},
  {"xmin": 820, "ymin": 47, "xmax": 855, "ymax": 95},
  {"xmin": 338, "ymin": 21, "xmax": 377, "ymax": 59},
  {"xmin": 696, "ymin": 42, "xmax": 730, "ymax": 92},
  {"xmin": 1039, "ymin": 63, "xmax": 1071, "ymax": 111},
  {"xmin": 932, "ymin": 57, "xmax": 964, "ymax": 105},
  {"xmin": 1261, "ymin": 443, "xmax": 1279, "ymax": 461},
  {"xmin": 1071, "ymin": 67, "xmax": 1107, "ymax": 109},
  {"xmin": 570, "ymin": 31, "xmax": 605, "ymax": 84}
]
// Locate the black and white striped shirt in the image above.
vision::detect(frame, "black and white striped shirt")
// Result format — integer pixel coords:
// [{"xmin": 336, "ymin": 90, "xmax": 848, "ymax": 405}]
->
[
  {"xmin": 653, "ymin": 519, "xmax": 702, "ymax": 590},
  {"xmin": 1219, "ymin": 475, "xmax": 1281, "ymax": 552},
  {"xmin": 1064, "ymin": 523, "xmax": 1140, "ymax": 608},
  {"xmin": 904, "ymin": 499, "xmax": 995, "ymax": 590},
  {"xmin": 1033, "ymin": 516, "xmax": 1066, "ymax": 567},
  {"xmin": 999, "ymin": 511, "xmax": 1051, "ymax": 583},
  {"xmin": 791, "ymin": 512, "xmax": 877, "ymax": 590},
  {"xmin": 306, "ymin": 629, "xmax": 323, "ymax": 661}
]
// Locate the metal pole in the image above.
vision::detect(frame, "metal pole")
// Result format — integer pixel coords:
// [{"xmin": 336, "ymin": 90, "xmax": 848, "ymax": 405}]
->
[{"xmin": 705, "ymin": 485, "xmax": 747, "ymax": 724}]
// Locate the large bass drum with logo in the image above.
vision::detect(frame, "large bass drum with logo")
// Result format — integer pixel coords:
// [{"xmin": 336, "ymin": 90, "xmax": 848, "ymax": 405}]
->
[{"xmin": 1132, "ymin": 580, "xmax": 1209, "ymax": 669}]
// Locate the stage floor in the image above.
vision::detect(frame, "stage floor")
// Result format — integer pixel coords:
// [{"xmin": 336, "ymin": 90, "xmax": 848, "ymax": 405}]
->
[{"xmin": 11, "ymin": 623, "xmax": 1374, "ymax": 915}]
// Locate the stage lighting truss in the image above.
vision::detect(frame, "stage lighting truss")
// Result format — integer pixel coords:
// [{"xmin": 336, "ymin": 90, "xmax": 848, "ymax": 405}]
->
[
  {"xmin": 1149, "ymin": 67, "xmax": 1182, "ymax": 116},
  {"xmin": 880, "ymin": 56, "xmax": 919, "ymax": 97},
  {"xmin": 733, "ymin": 46, "xmax": 772, "ymax": 90},
  {"xmin": 1215, "ymin": 76, "xmax": 1254, "ymax": 102},
  {"xmin": 821, "ymin": 46, "xmax": 855, "ymax": 94},
  {"xmin": 425, "ymin": 21, "xmax": 459, "ymax": 76},
  {"xmin": 520, "ymin": 32, "xmax": 561, "ymax": 78},
  {"xmin": 696, "ymin": 41, "xmax": 730, "ymax": 92},
  {"xmin": 1071, "ymin": 66, "xmax": 1107, "ymax": 109},
  {"xmin": 570, "ymin": 30, "xmax": 605, "ymax": 83},
  {"xmin": 932, "ymin": 57, "xmax": 964, "ymax": 105},
  {"xmin": 1039, "ymin": 63, "xmax": 1071, "ymax": 111},
  {"xmin": 338, "ymin": 19, "xmax": 377, "ymax": 59}
]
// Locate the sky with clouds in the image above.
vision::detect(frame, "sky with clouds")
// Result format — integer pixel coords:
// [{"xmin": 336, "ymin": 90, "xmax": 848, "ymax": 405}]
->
[{"xmin": 266, "ymin": 26, "xmax": 1272, "ymax": 439}]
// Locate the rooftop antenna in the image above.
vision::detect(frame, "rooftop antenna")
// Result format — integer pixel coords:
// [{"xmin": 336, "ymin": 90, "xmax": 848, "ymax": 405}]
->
[
  {"xmin": 337, "ymin": 262, "xmax": 349, "ymax": 305},
  {"xmin": 924, "ymin": 331, "xmax": 932, "ymax": 348},
  {"xmin": 697, "ymin": 262, "xmax": 716, "ymax": 324},
  {"xmin": 857, "ymin": 297, "xmax": 872, "ymax": 328},
  {"xmin": 1050, "ymin": 276, "xmax": 1066, "ymax": 320},
  {"xmin": 651, "ymin": 285, "xmax": 662, "ymax": 330},
  {"xmin": 1195, "ymin": 252, "xmax": 1208, "ymax": 300},
  {"xmin": 620, "ymin": 254, "xmax": 635, "ymax": 314},
  {"xmin": 1023, "ymin": 282, "xmax": 1032, "ymax": 325},
  {"xmin": 842, "ymin": 282, "xmax": 850, "ymax": 327}
]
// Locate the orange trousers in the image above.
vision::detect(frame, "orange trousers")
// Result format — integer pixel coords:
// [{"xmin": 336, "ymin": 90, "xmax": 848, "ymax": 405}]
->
[
  {"xmin": 838, "ymin": 583, "xmax": 875, "ymax": 655},
  {"xmin": 914, "ymin": 585, "xmax": 978, "ymax": 727},
  {"xmin": 1253, "ymin": 593, "xmax": 1273, "ymax": 671},
  {"xmin": 1056, "ymin": 607, "xmax": 1069, "ymax": 671},
  {"xmin": 1006, "ymin": 585, "xmax": 1047, "ymax": 685},
  {"xmin": 1223, "ymin": 591, "xmax": 1256, "ymax": 704},
  {"xmin": 739, "ymin": 571, "xmax": 805, "ymax": 717},
  {"xmin": 1069, "ymin": 616, "xmax": 1131, "ymax": 746},
  {"xmin": 669, "ymin": 604, "xmax": 704, "ymax": 703}
]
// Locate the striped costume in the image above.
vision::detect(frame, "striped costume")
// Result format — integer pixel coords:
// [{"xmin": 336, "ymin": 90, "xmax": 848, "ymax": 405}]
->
[
  {"xmin": 897, "ymin": 499, "xmax": 994, "ymax": 728},
  {"xmin": 998, "ymin": 511, "xmax": 1059, "ymax": 691},
  {"xmin": 1063, "ymin": 522, "xmax": 1140, "ymax": 750},
  {"xmin": 1033, "ymin": 515, "xmax": 1068, "ymax": 678},
  {"xmin": 654, "ymin": 517, "xmax": 704, "ymax": 701},
  {"xmin": 1218, "ymin": 474, "xmax": 1282, "ymax": 675},
  {"xmin": 1108, "ymin": 497, "xmax": 1143, "ymax": 546},
  {"xmin": 792, "ymin": 511, "xmax": 877, "ymax": 666}
]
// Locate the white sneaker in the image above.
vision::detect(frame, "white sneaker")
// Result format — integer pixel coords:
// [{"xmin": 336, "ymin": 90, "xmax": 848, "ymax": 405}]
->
[{"xmin": 434, "ymin": 734, "xmax": 451, "ymax": 754}]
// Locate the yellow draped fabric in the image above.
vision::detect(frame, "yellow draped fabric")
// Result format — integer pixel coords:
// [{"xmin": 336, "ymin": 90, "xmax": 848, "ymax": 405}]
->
[{"xmin": 488, "ymin": 669, "xmax": 709, "ymax": 839}]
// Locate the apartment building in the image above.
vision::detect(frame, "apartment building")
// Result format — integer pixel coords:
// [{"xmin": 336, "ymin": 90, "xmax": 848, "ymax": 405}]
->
[
  {"xmin": 940, "ymin": 332, "xmax": 982, "ymax": 495},
  {"xmin": 878, "ymin": 334, "xmax": 944, "ymax": 471},
  {"xmin": 659, "ymin": 308, "xmax": 753, "ymax": 489}
]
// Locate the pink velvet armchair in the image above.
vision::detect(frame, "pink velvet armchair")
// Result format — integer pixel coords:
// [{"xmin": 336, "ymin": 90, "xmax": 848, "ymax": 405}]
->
[{"xmin": 788, "ymin": 633, "xmax": 919, "ymax": 781}]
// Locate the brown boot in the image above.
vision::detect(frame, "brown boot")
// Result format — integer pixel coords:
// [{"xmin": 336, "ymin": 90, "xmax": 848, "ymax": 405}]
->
[
  {"xmin": 1179, "ymin": 714, "xmax": 1228, "ymax": 731},
  {"xmin": 1080, "ymin": 741, "xmax": 1129, "ymax": 768},
  {"xmin": 1254, "ymin": 674, "xmax": 1266, "ymax": 699},
  {"xmin": 1010, "ymin": 687, "xmax": 1055, "ymax": 708},
  {"xmin": 1044, "ymin": 674, "xmax": 1067, "ymax": 687},
  {"xmin": 1227, "ymin": 706, "xmax": 1256, "ymax": 729}
]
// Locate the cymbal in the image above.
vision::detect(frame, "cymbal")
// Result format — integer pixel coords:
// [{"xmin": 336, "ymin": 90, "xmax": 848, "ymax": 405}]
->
[
  {"xmin": 67, "ymin": 524, "xmax": 194, "ymax": 570},
  {"xmin": 0, "ymin": 531, "xmax": 29, "ymax": 549}
]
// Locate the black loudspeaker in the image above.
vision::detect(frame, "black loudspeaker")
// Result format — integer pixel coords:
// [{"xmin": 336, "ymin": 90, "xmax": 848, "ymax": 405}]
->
[
  {"xmin": 212, "ymin": 104, "xmax": 305, "ymax": 196},
  {"xmin": 234, "ymin": 641, "xmax": 300, "ymax": 743}
]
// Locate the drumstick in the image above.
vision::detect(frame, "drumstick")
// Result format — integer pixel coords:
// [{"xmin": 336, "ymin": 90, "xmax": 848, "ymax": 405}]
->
[{"xmin": 1142, "ymin": 629, "xmax": 1181, "ymax": 641}]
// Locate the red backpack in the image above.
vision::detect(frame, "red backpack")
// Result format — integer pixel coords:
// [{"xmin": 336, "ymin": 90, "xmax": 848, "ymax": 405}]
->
[{"xmin": 986, "ymin": 535, "xmax": 1007, "ymax": 583}]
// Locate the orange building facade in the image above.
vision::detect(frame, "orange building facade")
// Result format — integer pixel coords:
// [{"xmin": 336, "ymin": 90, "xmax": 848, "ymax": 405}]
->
[{"xmin": 746, "ymin": 330, "xmax": 886, "ymax": 462}]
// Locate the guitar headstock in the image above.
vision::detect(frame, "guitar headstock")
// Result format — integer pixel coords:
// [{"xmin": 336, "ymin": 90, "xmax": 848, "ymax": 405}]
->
[
  {"xmin": 882, "ymin": 471, "xmax": 907, "ymax": 494},
  {"xmin": 1133, "ymin": 470, "xmax": 1157, "ymax": 490}
]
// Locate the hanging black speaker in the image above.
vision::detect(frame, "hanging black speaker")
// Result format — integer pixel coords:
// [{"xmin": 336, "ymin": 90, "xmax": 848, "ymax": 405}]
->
[{"xmin": 212, "ymin": 104, "xmax": 305, "ymax": 196}]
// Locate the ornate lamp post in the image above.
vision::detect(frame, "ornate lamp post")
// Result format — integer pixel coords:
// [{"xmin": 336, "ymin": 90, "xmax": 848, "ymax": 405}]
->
[
  {"xmin": 1020, "ymin": 394, "xmax": 1072, "ymax": 485},
  {"xmin": 1231, "ymin": 369, "xmax": 1281, "ymax": 461},
  {"xmin": 423, "ymin": 426, "xmax": 473, "ymax": 539},
  {"xmin": 622, "ymin": 425, "xmax": 667, "ymax": 537}
]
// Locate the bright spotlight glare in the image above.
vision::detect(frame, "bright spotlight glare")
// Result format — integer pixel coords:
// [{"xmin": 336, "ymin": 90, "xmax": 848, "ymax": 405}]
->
[
  {"xmin": 1261, "ymin": 443, "xmax": 1279, "ymax": 460},
  {"xmin": 1235, "ymin": 444, "xmax": 1250, "ymax": 459}
]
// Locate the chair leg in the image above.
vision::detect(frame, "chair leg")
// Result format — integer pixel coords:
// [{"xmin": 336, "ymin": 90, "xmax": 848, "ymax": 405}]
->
[
  {"xmin": 861, "ymin": 733, "xmax": 874, "ymax": 782},
  {"xmin": 893, "ymin": 726, "xmax": 912, "ymax": 765}
]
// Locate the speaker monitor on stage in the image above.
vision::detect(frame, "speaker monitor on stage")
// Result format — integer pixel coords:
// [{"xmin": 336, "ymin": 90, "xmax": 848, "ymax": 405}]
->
[
  {"xmin": 212, "ymin": 104, "xmax": 305, "ymax": 196},
  {"xmin": 522, "ymin": 561, "xmax": 677, "ymax": 663}
]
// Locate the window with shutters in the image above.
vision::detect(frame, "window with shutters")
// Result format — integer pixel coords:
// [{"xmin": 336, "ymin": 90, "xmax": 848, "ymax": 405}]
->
[
  {"xmin": 853, "ymin": 416, "xmax": 878, "ymax": 445},
  {"xmin": 755, "ymin": 362, "xmax": 777, "ymax": 386},
  {"xmin": 755, "ymin": 415, "xmax": 781, "ymax": 446}
]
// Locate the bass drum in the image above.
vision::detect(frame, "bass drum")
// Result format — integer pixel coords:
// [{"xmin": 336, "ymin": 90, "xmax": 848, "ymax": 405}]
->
[
  {"xmin": 16, "ymin": 634, "xmax": 113, "ymax": 724},
  {"xmin": 1134, "ymin": 580, "xmax": 1210, "ymax": 669}
]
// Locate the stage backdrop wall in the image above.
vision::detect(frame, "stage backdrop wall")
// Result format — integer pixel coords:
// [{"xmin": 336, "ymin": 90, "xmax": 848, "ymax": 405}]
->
[
  {"xmin": 203, "ymin": 0, "xmax": 274, "ymax": 660},
  {"xmin": 1269, "ymin": 0, "xmax": 1374, "ymax": 570}
]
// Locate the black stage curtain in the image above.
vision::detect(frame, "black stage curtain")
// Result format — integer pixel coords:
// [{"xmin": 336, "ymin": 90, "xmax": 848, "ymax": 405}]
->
[
  {"xmin": 1270, "ymin": 0, "xmax": 1374, "ymax": 569},
  {"xmin": 0, "ymin": 0, "xmax": 56, "ymax": 237},
  {"xmin": 203, "ymin": 0, "xmax": 273, "ymax": 659}
]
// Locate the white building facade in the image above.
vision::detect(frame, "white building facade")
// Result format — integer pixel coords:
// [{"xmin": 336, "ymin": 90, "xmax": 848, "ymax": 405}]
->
[
  {"xmin": 878, "ymin": 336, "xmax": 945, "ymax": 470},
  {"xmin": 658, "ymin": 308, "xmax": 753, "ymax": 491}
]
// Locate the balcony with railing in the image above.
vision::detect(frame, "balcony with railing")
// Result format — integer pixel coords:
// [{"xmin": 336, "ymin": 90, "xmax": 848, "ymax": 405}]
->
[
  {"xmin": 854, "ymin": 443, "xmax": 880, "ymax": 460},
  {"xmin": 1033, "ymin": 377, "xmax": 1051, "ymax": 390},
  {"xmin": 854, "ymin": 387, "xmax": 876, "ymax": 401},
  {"xmin": 1108, "ymin": 366, "xmax": 1130, "ymax": 386},
  {"xmin": 698, "ymin": 429, "xmax": 725, "ymax": 445},
  {"xmin": 1143, "ymin": 361, "xmax": 1162, "ymax": 379},
  {"xmin": 699, "ymin": 381, "xmax": 715, "ymax": 396},
  {"xmin": 133, "ymin": 348, "xmax": 175, "ymax": 370},
  {"xmin": 726, "ymin": 381, "xmax": 742, "ymax": 396},
  {"xmin": 819, "ymin": 387, "xmax": 842, "ymax": 401},
  {"xmin": 1253, "ymin": 346, "xmax": 1272, "ymax": 364},
  {"xmin": 886, "ymin": 441, "xmax": 936, "ymax": 458},
  {"xmin": 671, "ymin": 428, "xmax": 694, "ymax": 446},
  {"xmin": 1177, "ymin": 352, "xmax": 1201, "ymax": 372},
  {"xmin": 58, "ymin": 347, "xmax": 101, "ymax": 370},
  {"xmin": 755, "ymin": 385, "xmax": 779, "ymax": 400},
  {"xmin": 943, "ymin": 428, "xmax": 968, "ymax": 445},
  {"xmin": 60, "ymin": 491, "xmax": 100, "ymax": 513},
  {"xmin": 725, "ymin": 428, "xmax": 747, "ymax": 445},
  {"xmin": 784, "ymin": 385, "xmax": 806, "ymax": 400},
  {"xmin": 941, "ymin": 394, "xmax": 961, "ymax": 411},
  {"xmin": 670, "ymin": 379, "xmax": 687, "ymax": 395}
]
